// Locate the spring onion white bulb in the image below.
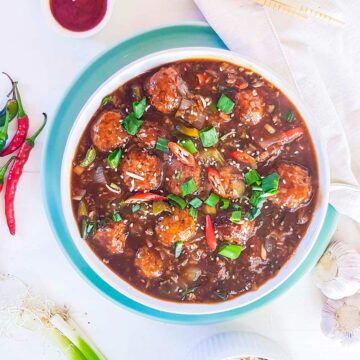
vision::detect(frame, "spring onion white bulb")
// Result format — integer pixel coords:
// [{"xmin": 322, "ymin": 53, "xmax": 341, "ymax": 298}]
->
[
  {"xmin": 313, "ymin": 240, "xmax": 360, "ymax": 299},
  {"xmin": 321, "ymin": 293, "xmax": 360, "ymax": 344},
  {"xmin": 0, "ymin": 273, "xmax": 106, "ymax": 360}
]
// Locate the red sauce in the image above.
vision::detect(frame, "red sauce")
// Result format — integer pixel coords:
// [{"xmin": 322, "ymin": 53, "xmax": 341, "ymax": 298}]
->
[{"xmin": 50, "ymin": 0, "xmax": 107, "ymax": 32}]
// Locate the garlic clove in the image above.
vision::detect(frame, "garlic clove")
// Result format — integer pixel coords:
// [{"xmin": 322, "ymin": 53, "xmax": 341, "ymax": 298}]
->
[
  {"xmin": 321, "ymin": 293, "xmax": 360, "ymax": 344},
  {"xmin": 314, "ymin": 239, "xmax": 360, "ymax": 299}
]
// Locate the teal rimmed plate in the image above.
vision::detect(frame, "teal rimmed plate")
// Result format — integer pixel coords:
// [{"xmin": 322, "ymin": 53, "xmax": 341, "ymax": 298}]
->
[{"xmin": 42, "ymin": 24, "xmax": 338, "ymax": 324}]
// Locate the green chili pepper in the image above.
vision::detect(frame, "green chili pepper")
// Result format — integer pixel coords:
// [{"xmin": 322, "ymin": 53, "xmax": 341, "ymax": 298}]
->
[
  {"xmin": 80, "ymin": 146, "xmax": 96, "ymax": 167},
  {"xmin": 0, "ymin": 99, "xmax": 18, "ymax": 128},
  {"xmin": 0, "ymin": 110, "xmax": 10, "ymax": 151}
]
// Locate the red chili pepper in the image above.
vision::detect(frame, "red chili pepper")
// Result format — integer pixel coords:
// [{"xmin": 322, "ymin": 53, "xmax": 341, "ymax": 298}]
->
[
  {"xmin": 5, "ymin": 114, "xmax": 47, "ymax": 235},
  {"xmin": 168, "ymin": 142, "xmax": 196, "ymax": 167},
  {"xmin": 0, "ymin": 81, "xmax": 29, "ymax": 157},
  {"xmin": 229, "ymin": 150, "xmax": 257, "ymax": 169},
  {"xmin": 259, "ymin": 127, "xmax": 304, "ymax": 149},
  {"xmin": 0, "ymin": 156, "xmax": 16, "ymax": 193},
  {"xmin": 207, "ymin": 167, "xmax": 226, "ymax": 197},
  {"xmin": 205, "ymin": 215, "xmax": 217, "ymax": 251},
  {"xmin": 124, "ymin": 192, "xmax": 167, "ymax": 204}
]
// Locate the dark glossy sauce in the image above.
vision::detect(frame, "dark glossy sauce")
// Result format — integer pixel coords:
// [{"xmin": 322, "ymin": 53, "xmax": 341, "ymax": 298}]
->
[
  {"xmin": 50, "ymin": 0, "xmax": 107, "ymax": 32},
  {"xmin": 71, "ymin": 60, "xmax": 318, "ymax": 303}
]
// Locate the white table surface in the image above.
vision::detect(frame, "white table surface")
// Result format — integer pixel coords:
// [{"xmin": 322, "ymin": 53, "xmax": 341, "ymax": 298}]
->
[{"xmin": 1, "ymin": 1, "xmax": 360, "ymax": 359}]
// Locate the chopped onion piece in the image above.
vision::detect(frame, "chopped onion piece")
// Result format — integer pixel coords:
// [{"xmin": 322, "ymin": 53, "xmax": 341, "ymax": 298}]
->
[{"xmin": 125, "ymin": 171, "xmax": 145, "ymax": 181}]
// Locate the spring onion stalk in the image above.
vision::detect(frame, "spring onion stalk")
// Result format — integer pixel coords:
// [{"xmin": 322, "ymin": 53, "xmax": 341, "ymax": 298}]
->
[{"xmin": 50, "ymin": 314, "xmax": 106, "ymax": 360}]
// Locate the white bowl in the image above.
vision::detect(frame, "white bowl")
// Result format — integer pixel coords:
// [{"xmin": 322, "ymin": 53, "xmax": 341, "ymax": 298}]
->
[
  {"xmin": 61, "ymin": 47, "xmax": 329, "ymax": 315},
  {"xmin": 41, "ymin": 0, "xmax": 113, "ymax": 38},
  {"xmin": 187, "ymin": 331, "xmax": 290, "ymax": 360}
]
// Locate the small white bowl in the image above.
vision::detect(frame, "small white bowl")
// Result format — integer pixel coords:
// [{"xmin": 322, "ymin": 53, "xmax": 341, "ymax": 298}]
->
[
  {"xmin": 187, "ymin": 331, "xmax": 290, "ymax": 360},
  {"xmin": 61, "ymin": 47, "xmax": 329, "ymax": 315},
  {"xmin": 41, "ymin": 0, "xmax": 113, "ymax": 38}
]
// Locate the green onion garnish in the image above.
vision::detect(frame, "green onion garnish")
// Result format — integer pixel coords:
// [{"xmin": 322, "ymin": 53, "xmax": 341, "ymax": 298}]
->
[
  {"xmin": 155, "ymin": 137, "xmax": 169, "ymax": 152},
  {"xmin": 245, "ymin": 207, "xmax": 261, "ymax": 220},
  {"xmin": 175, "ymin": 171, "xmax": 181, "ymax": 180},
  {"xmin": 199, "ymin": 126, "xmax": 218, "ymax": 148},
  {"xmin": 205, "ymin": 192, "xmax": 220, "ymax": 207},
  {"xmin": 217, "ymin": 94, "xmax": 235, "ymax": 114},
  {"xmin": 262, "ymin": 172, "xmax": 280, "ymax": 195},
  {"xmin": 80, "ymin": 146, "xmax": 96, "ymax": 167},
  {"xmin": 244, "ymin": 169, "xmax": 261, "ymax": 185},
  {"xmin": 285, "ymin": 110, "xmax": 295, "ymax": 122},
  {"xmin": 175, "ymin": 241, "xmax": 183, "ymax": 258},
  {"xmin": 220, "ymin": 198, "xmax": 230, "ymax": 210},
  {"xmin": 101, "ymin": 95, "xmax": 112, "ymax": 105},
  {"xmin": 122, "ymin": 113, "xmax": 144, "ymax": 135},
  {"xmin": 107, "ymin": 148, "xmax": 122, "ymax": 169},
  {"xmin": 179, "ymin": 139, "xmax": 197, "ymax": 154},
  {"xmin": 230, "ymin": 210, "xmax": 242, "ymax": 224},
  {"xmin": 249, "ymin": 191, "xmax": 266, "ymax": 208},
  {"xmin": 189, "ymin": 197, "xmax": 203, "ymax": 208},
  {"xmin": 133, "ymin": 97, "xmax": 147, "ymax": 119},
  {"xmin": 167, "ymin": 194, "xmax": 187, "ymax": 209},
  {"xmin": 81, "ymin": 218, "xmax": 88, "ymax": 239},
  {"xmin": 189, "ymin": 207, "xmax": 198, "ymax": 219},
  {"xmin": 180, "ymin": 178, "xmax": 197, "ymax": 197},
  {"xmin": 112, "ymin": 212, "xmax": 122, "ymax": 222},
  {"xmin": 132, "ymin": 204, "xmax": 141, "ymax": 213},
  {"xmin": 218, "ymin": 243, "xmax": 243, "ymax": 260}
]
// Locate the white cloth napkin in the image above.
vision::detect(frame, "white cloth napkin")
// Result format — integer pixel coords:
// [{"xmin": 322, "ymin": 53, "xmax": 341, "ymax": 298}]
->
[{"xmin": 194, "ymin": 0, "xmax": 360, "ymax": 223}]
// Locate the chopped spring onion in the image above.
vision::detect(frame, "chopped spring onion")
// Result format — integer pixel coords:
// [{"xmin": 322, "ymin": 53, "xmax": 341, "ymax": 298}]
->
[
  {"xmin": 81, "ymin": 219, "xmax": 95, "ymax": 239},
  {"xmin": 249, "ymin": 191, "xmax": 266, "ymax": 208},
  {"xmin": 133, "ymin": 97, "xmax": 146, "ymax": 119},
  {"xmin": 244, "ymin": 169, "xmax": 261, "ymax": 185},
  {"xmin": 132, "ymin": 204, "xmax": 141, "ymax": 213},
  {"xmin": 218, "ymin": 243, "xmax": 243, "ymax": 260},
  {"xmin": 199, "ymin": 147, "xmax": 225, "ymax": 165},
  {"xmin": 167, "ymin": 194, "xmax": 187, "ymax": 209},
  {"xmin": 285, "ymin": 110, "xmax": 295, "ymax": 122},
  {"xmin": 205, "ymin": 192, "xmax": 220, "ymax": 207},
  {"xmin": 199, "ymin": 126, "xmax": 218, "ymax": 148},
  {"xmin": 122, "ymin": 112, "xmax": 144, "ymax": 135},
  {"xmin": 179, "ymin": 139, "xmax": 197, "ymax": 154},
  {"xmin": 155, "ymin": 137, "xmax": 169, "ymax": 152},
  {"xmin": 177, "ymin": 124, "xmax": 199, "ymax": 138},
  {"xmin": 189, "ymin": 197, "xmax": 203, "ymax": 208},
  {"xmin": 112, "ymin": 212, "xmax": 122, "ymax": 222},
  {"xmin": 180, "ymin": 178, "xmax": 197, "ymax": 197},
  {"xmin": 245, "ymin": 207, "xmax": 261, "ymax": 220},
  {"xmin": 220, "ymin": 198, "xmax": 230, "ymax": 210},
  {"xmin": 230, "ymin": 210, "xmax": 242, "ymax": 224},
  {"xmin": 80, "ymin": 146, "xmax": 96, "ymax": 167},
  {"xmin": 217, "ymin": 94, "xmax": 235, "ymax": 114},
  {"xmin": 175, "ymin": 171, "xmax": 181, "ymax": 180},
  {"xmin": 101, "ymin": 95, "xmax": 112, "ymax": 105},
  {"xmin": 152, "ymin": 201, "xmax": 171, "ymax": 215},
  {"xmin": 189, "ymin": 207, "xmax": 198, "ymax": 219},
  {"xmin": 174, "ymin": 241, "xmax": 183, "ymax": 258},
  {"xmin": 107, "ymin": 148, "xmax": 122, "ymax": 169},
  {"xmin": 262, "ymin": 172, "xmax": 280, "ymax": 195}
]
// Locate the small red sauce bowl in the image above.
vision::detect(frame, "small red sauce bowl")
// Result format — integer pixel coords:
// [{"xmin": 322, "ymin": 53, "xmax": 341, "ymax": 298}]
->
[{"xmin": 42, "ymin": 0, "xmax": 113, "ymax": 37}]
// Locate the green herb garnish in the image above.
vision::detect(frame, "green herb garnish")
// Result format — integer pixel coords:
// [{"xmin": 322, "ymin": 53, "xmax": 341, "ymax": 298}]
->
[
  {"xmin": 205, "ymin": 192, "xmax": 220, "ymax": 207},
  {"xmin": 175, "ymin": 241, "xmax": 183, "ymax": 258},
  {"xmin": 132, "ymin": 204, "xmax": 141, "ymax": 213},
  {"xmin": 133, "ymin": 97, "xmax": 147, "ymax": 119},
  {"xmin": 217, "ymin": 94, "xmax": 235, "ymax": 114},
  {"xmin": 262, "ymin": 172, "xmax": 280, "ymax": 195},
  {"xmin": 122, "ymin": 112, "xmax": 143, "ymax": 135},
  {"xmin": 218, "ymin": 243, "xmax": 243, "ymax": 260},
  {"xmin": 199, "ymin": 126, "xmax": 218, "ymax": 148},
  {"xmin": 219, "ymin": 199, "xmax": 230, "ymax": 210},
  {"xmin": 189, "ymin": 207, "xmax": 198, "ymax": 219},
  {"xmin": 101, "ymin": 95, "xmax": 112, "ymax": 106},
  {"xmin": 189, "ymin": 197, "xmax": 203, "ymax": 208},
  {"xmin": 107, "ymin": 148, "xmax": 122, "ymax": 169},
  {"xmin": 112, "ymin": 212, "xmax": 122, "ymax": 222},
  {"xmin": 80, "ymin": 146, "xmax": 96, "ymax": 167},
  {"xmin": 179, "ymin": 139, "xmax": 197, "ymax": 154},
  {"xmin": 167, "ymin": 194, "xmax": 187, "ymax": 209},
  {"xmin": 155, "ymin": 137, "xmax": 169, "ymax": 152},
  {"xmin": 180, "ymin": 178, "xmax": 197, "ymax": 197},
  {"xmin": 285, "ymin": 110, "xmax": 295, "ymax": 122},
  {"xmin": 230, "ymin": 210, "xmax": 242, "ymax": 224},
  {"xmin": 244, "ymin": 169, "xmax": 261, "ymax": 185}
]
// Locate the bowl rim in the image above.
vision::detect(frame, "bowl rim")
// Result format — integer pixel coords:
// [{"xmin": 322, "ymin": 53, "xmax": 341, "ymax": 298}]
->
[
  {"xmin": 40, "ymin": 0, "xmax": 113, "ymax": 38},
  {"xmin": 60, "ymin": 47, "xmax": 330, "ymax": 315}
]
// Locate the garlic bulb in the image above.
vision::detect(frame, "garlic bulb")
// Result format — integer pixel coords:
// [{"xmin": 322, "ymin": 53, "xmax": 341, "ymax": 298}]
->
[
  {"xmin": 321, "ymin": 293, "xmax": 360, "ymax": 344},
  {"xmin": 313, "ymin": 240, "xmax": 360, "ymax": 299}
]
